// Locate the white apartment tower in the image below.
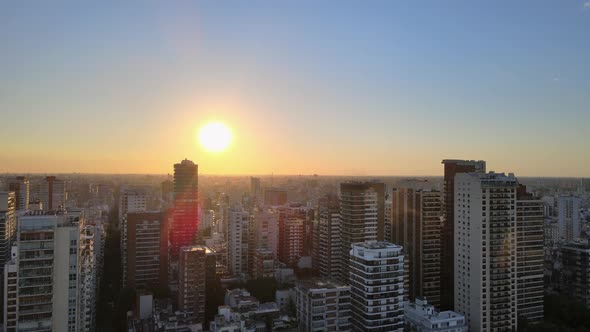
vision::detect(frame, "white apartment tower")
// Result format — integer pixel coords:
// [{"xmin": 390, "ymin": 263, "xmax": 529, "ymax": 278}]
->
[
  {"xmin": 558, "ymin": 195, "xmax": 582, "ymax": 242},
  {"xmin": 350, "ymin": 241, "xmax": 405, "ymax": 332},
  {"xmin": 227, "ymin": 206, "xmax": 250, "ymax": 277},
  {"xmin": 3, "ymin": 209, "xmax": 95, "ymax": 332},
  {"xmin": 454, "ymin": 172, "xmax": 518, "ymax": 331}
]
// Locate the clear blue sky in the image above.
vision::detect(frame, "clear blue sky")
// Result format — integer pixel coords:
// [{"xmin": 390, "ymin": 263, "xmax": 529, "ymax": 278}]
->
[{"xmin": 1, "ymin": 1, "xmax": 589, "ymax": 176}]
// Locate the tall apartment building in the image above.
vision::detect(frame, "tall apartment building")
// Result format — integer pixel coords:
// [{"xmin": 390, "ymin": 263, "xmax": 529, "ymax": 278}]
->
[
  {"xmin": 178, "ymin": 245, "xmax": 214, "ymax": 324},
  {"xmin": 390, "ymin": 188, "xmax": 442, "ymax": 307},
  {"xmin": 278, "ymin": 216, "xmax": 305, "ymax": 267},
  {"xmin": 440, "ymin": 159, "xmax": 486, "ymax": 310},
  {"xmin": 228, "ymin": 207, "xmax": 249, "ymax": 277},
  {"xmin": 79, "ymin": 225, "xmax": 97, "ymax": 332},
  {"xmin": 170, "ymin": 159, "xmax": 199, "ymax": 258},
  {"xmin": 454, "ymin": 172, "xmax": 518, "ymax": 331},
  {"xmin": 339, "ymin": 183, "xmax": 378, "ymax": 284},
  {"xmin": 315, "ymin": 194, "xmax": 342, "ymax": 280},
  {"xmin": 0, "ymin": 192, "xmax": 16, "ymax": 268},
  {"xmin": 118, "ymin": 188, "xmax": 148, "ymax": 222},
  {"xmin": 39, "ymin": 176, "xmax": 66, "ymax": 210},
  {"xmin": 295, "ymin": 279, "xmax": 351, "ymax": 332},
  {"xmin": 252, "ymin": 248, "xmax": 275, "ymax": 279},
  {"xmin": 264, "ymin": 188, "xmax": 288, "ymax": 206},
  {"xmin": 3, "ymin": 209, "xmax": 94, "ymax": 332},
  {"xmin": 558, "ymin": 195, "xmax": 582, "ymax": 242},
  {"xmin": 349, "ymin": 241, "xmax": 405, "ymax": 331},
  {"xmin": 560, "ymin": 241, "xmax": 590, "ymax": 308},
  {"xmin": 122, "ymin": 212, "xmax": 168, "ymax": 289},
  {"xmin": 250, "ymin": 209, "xmax": 279, "ymax": 258},
  {"xmin": 515, "ymin": 186, "xmax": 545, "ymax": 324},
  {"xmin": 7, "ymin": 177, "xmax": 29, "ymax": 210},
  {"xmin": 250, "ymin": 177, "xmax": 262, "ymax": 206}
]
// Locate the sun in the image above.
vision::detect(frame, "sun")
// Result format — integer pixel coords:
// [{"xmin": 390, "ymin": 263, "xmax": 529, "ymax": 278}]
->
[{"xmin": 198, "ymin": 122, "xmax": 232, "ymax": 152}]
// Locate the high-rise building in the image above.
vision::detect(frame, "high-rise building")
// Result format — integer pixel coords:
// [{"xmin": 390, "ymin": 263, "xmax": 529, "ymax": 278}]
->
[
  {"xmin": 560, "ymin": 241, "xmax": 590, "ymax": 308},
  {"xmin": 558, "ymin": 195, "xmax": 582, "ymax": 242},
  {"xmin": 454, "ymin": 172, "xmax": 518, "ymax": 331},
  {"xmin": 295, "ymin": 279, "xmax": 352, "ymax": 332},
  {"xmin": 515, "ymin": 185, "xmax": 545, "ymax": 324},
  {"xmin": 39, "ymin": 176, "xmax": 66, "ymax": 210},
  {"xmin": 122, "ymin": 212, "xmax": 168, "ymax": 289},
  {"xmin": 339, "ymin": 183, "xmax": 378, "ymax": 284},
  {"xmin": 118, "ymin": 188, "xmax": 148, "ymax": 222},
  {"xmin": 278, "ymin": 216, "xmax": 304, "ymax": 267},
  {"xmin": 227, "ymin": 207, "xmax": 249, "ymax": 277},
  {"xmin": 440, "ymin": 159, "xmax": 485, "ymax": 310},
  {"xmin": 252, "ymin": 248, "xmax": 275, "ymax": 279},
  {"xmin": 264, "ymin": 188, "xmax": 288, "ymax": 206},
  {"xmin": 250, "ymin": 177, "xmax": 262, "ymax": 206},
  {"xmin": 250, "ymin": 208, "xmax": 280, "ymax": 258},
  {"xmin": 178, "ymin": 245, "xmax": 214, "ymax": 324},
  {"xmin": 79, "ymin": 225, "xmax": 97, "ymax": 332},
  {"xmin": 0, "ymin": 192, "xmax": 16, "ymax": 268},
  {"xmin": 404, "ymin": 298, "xmax": 466, "ymax": 332},
  {"xmin": 170, "ymin": 159, "xmax": 199, "ymax": 257},
  {"xmin": 315, "ymin": 194, "xmax": 342, "ymax": 280},
  {"xmin": 3, "ymin": 209, "xmax": 94, "ymax": 332},
  {"xmin": 349, "ymin": 241, "xmax": 405, "ymax": 332},
  {"xmin": 7, "ymin": 177, "xmax": 29, "ymax": 211},
  {"xmin": 391, "ymin": 188, "xmax": 442, "ymax": 307}
]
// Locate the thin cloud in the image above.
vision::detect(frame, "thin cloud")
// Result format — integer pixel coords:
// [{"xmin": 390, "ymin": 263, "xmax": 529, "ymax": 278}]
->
[{"xmin": 585, "ymin": 1, "xmax": 590, "ymax": 8}]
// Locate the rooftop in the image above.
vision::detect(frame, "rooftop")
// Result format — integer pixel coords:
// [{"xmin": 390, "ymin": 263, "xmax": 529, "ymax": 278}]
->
[
  {"xmin": 354, "ymin": 241, "xmax": 402, "ymax": 250},
  {"xmin": 297, "ymin": 278, "xmax": 349, "ymax": 291}
]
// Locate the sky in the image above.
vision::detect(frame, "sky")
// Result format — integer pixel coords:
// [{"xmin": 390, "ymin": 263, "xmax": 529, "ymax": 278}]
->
[{"xmin": 1, "ymin": 1, "xmax": 589, "ymax": 176}]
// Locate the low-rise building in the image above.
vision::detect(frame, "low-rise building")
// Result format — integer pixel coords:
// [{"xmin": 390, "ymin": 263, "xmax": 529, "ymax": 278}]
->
[{"xmin": 404, "ymin": 298, "xmax": 466, "ymax": 332}]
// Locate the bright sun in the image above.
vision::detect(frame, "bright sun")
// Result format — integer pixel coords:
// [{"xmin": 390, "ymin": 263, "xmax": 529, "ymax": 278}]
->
[{"xmin": 198, "ymin": 122, "xmax": 232, "ymax": 152}]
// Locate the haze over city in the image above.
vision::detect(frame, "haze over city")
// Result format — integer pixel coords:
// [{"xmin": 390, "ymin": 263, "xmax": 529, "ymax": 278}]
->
[{"xmin": 2, "ymin": 1, "xmax": 590, "ymax": 176}]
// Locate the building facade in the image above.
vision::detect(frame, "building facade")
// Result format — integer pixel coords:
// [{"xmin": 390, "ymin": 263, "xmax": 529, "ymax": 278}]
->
[
  {"xmin": 404, "ymin": 298, "xmax": 466, "ymax": 332},
  {"xmin": 295, "ymin": 279, "xmax": 351, "ymax": 332},
  {"xmin": 349, "ymin": 241, "xmax": 405, "ymax": 332},
  {"xmin": 440, "ymin": 159, "xmax": 486, "ymax": 311},
  {"xmin": 558, "ymin": 195, "xmax": 582, "ymax": 242},
  {"xmin": 315, "ymin": 194, "xmax": 342, "ymax": 280},
  {"xmin": 391, "ymin": 188, "xmax": 442, "ymax": 307},
  {"xmin": 454, "ymin": 172, "xmax": 517, "ymax": 331},
  {"xmin": 6, "ymin": 177, "xmax": 29, "ymax": 211},
  {"xmin": 227, "ymin": 207, "xmax": 249, "ymax": 277},
  {"xmin": 170, "ymin": 159, "xmax": 199, "ymax": 258}
]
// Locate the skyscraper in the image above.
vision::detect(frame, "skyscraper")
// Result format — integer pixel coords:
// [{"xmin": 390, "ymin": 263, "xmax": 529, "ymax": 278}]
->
[
  {"xmin": 315, "ymin": 194, "xmax": 342, "ymax": 280},
  {"xmin": 516, "ymin": 185, "xmax": 545, "ymax": 324},
  {"xmin": 454, "ymin": 172, "xmax": 517, "ymax": 331},
  {"xmin": 4, "ymin": 209, "xmax": 94, "ymax": 332},
  {"xmin": 170, "ymin": 159, "xmax": 199, "ymax": 257},
  {"xmin": 349, "ymin": 241, "xmax": 405, "ymax": 332},
  {"xmin": 178, "ymin": 245, "xmax": 212, "ymax": 324},
  {"xmin": 39, "ymin": 176, "xmax": 66, "ymax": 211},
  {"xmin": 227, "ymin": 206, "xmax": 249, "ymax": 277},
  {"xmin": 122, "ymin": 212, "xmax": 168, "ymax": 289},
  {"xmin": 7, "ymin": 176, "xmax": 29, "ymax": 211},
  {"xmin": 0, "ymin": 192, "xmax": 16, "ymax": 269},
  {"xmin": 250, "ymin": 177, "xmax": 262, "ymax": 206},
  {"xmin": 558, "ymin": 195, "xmax": 582, "ymax": 242},
  {"xmin": 440, "ymin": 159, "xmax": 486, "ymax": 310},
  {"xmin": 390, "ymin": 188, "xmax": 442, "ymax": 307},
  {"xmin": 339, "ymin": 182, "xmax": 378, "ymax": 284}
]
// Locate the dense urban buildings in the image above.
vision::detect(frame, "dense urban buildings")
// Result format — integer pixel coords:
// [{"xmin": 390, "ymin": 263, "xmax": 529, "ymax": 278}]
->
[
  {"xmin": 339, "ymin": 183, "xmax": 379, "ymax": 284},
  {"xmin": 264, "ymin": 188, "xmax": 288, "ymax": 206},
  {"xmin": 295, "ymin": 279, "xmax": 351, "ymax": 331},
  {"xmin": 170, "ymin": 159, "xmax": 199, "ymax": 257},
  {"xmin": 390, "ymin": 188, "xmax": 442, "ymax": 307},
  {"xmin": 454, "ymin": 172, "xmax": 518, "ymax": 331},
  {"xmin": 404, "ymin": 298, "xmax": 466, "ymax": 332},
  {"xmin": 440, "ymin": 159, "xmax": 486, "ymax": 310},
  {"xmin": 122, "ymin": 211, "xmax": 168, "ymax": 289},
  {"xmin": 349, "ymin": 241, "xmax": 405, "ymax": 332}
]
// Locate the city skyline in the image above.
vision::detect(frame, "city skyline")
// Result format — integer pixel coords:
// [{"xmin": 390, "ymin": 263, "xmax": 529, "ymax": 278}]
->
[{"xmin": 2, "ymin": 1, "xmax": 590, "ymax": 176}]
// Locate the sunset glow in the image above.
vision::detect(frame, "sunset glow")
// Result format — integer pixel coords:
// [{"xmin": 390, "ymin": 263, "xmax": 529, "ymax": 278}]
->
[{"xmin": 198, "ymin": 122, "xmax": 232, "ymax": 153}]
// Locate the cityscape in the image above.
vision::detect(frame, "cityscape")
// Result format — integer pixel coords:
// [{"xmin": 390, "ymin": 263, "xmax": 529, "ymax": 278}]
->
[{"xmin": 2, "ymin": 1, "xmax": 590, "ymax": 332}]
